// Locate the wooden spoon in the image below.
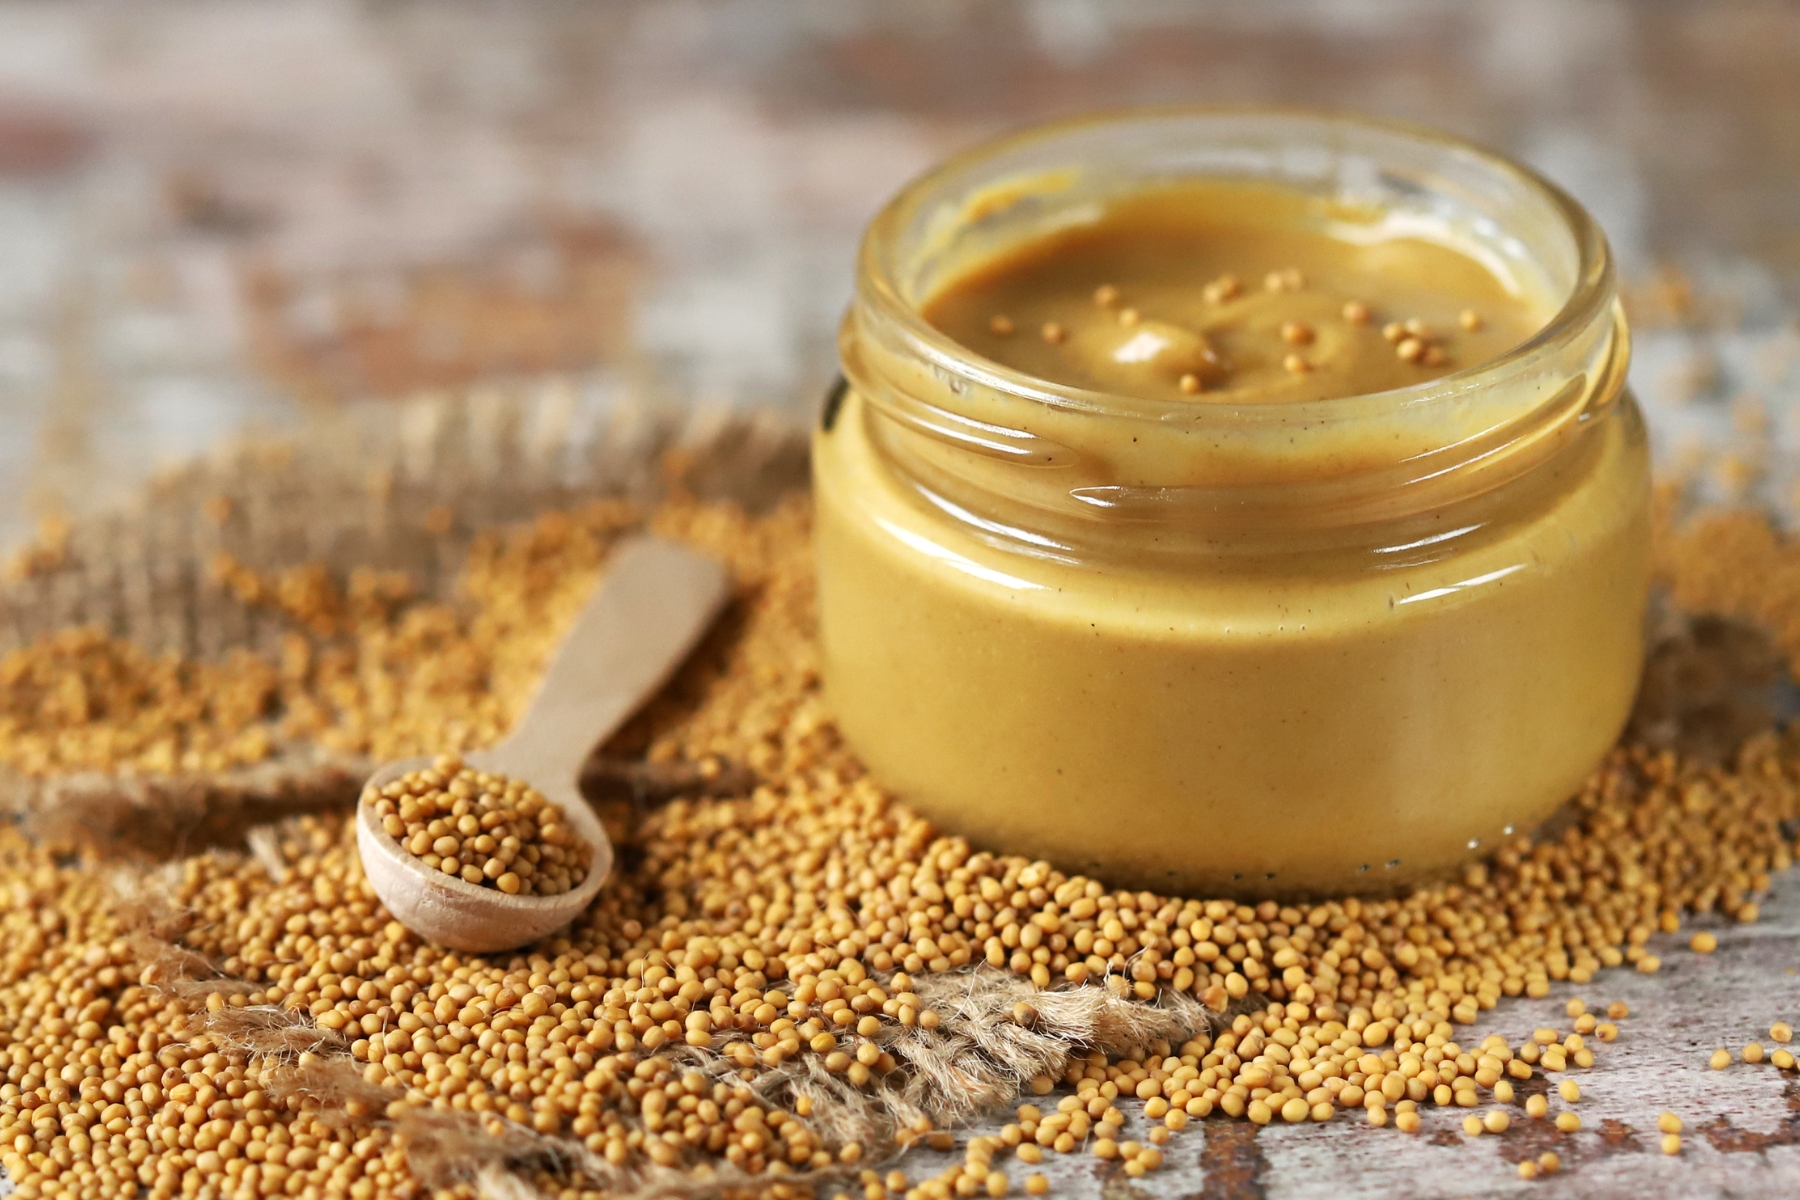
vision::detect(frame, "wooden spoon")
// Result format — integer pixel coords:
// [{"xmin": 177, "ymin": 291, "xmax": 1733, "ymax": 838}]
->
[{"xmin": 357, "ymin": 536, "xmax": 731, "ymax": 953}]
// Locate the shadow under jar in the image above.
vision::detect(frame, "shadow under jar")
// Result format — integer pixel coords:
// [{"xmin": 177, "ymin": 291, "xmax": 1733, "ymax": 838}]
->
[{"xmin": 813, "ymin": 107, "xmax": 1649, "ymax": 898}]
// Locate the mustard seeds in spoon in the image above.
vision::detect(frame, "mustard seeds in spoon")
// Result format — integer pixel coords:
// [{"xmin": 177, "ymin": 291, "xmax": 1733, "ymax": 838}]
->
[{"xmin": 364, "ymin": 756, "xmax": 594, "ymax": 896}]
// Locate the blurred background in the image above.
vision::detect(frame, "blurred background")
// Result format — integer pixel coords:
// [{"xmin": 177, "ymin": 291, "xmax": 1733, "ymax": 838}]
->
[{"xmin": 0, "ymin": 0, "xmax": 1796, "ymax": 544}]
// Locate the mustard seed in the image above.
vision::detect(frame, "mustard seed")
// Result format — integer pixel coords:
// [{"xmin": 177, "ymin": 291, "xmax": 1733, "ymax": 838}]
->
[{"xmin": 1202, "ymin": 274, "xmax": 1241, "ymax": 304}]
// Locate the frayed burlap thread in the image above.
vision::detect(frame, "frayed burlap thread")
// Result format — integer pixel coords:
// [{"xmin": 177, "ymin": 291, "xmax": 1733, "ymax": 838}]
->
[{"xmin": 204, "ymin": 1005, "xmax": 348, "ymax": 1063}]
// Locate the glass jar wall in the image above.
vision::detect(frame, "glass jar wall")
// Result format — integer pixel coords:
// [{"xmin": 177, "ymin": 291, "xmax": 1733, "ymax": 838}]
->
[{"xmin": 813, "ymin": 108, "xmax": 1649, "ymax": 897}]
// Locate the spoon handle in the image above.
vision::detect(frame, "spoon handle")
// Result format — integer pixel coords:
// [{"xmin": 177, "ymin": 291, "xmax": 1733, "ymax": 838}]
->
[{"xmin": 490, "ymin": 537, "xmax": 732, "ymax": 790}]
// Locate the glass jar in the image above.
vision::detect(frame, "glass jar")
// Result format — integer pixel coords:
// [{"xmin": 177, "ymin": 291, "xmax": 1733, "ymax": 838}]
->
[{"xmin": 813, "ymin": 108, "xmax": 1649, "ymax": 897}]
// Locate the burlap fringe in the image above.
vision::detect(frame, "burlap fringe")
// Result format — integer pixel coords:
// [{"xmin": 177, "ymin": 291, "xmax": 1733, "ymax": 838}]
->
[
  {"xmin": 99, "ymin": 826, "xmax": 1218, "ymax": 1200},
  {"xmin": 359, "ymin": 969, "xmax": 1210, "ymax": 1200}
]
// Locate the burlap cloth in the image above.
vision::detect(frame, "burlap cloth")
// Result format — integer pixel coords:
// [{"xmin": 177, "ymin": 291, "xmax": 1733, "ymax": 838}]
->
[{"xmin": 0, "ymin": 391, "xmax": 1238, "ymax": 1197}]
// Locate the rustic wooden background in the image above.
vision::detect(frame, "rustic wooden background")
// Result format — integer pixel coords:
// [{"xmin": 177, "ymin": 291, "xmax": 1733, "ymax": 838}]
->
[
  {"xmin": 0, "ymin": 0, "xmax": 1796, "ymax": 543},
  {"xmin": 0, "ymin": 2, "xmax": 1798, "ymax": 1196}
]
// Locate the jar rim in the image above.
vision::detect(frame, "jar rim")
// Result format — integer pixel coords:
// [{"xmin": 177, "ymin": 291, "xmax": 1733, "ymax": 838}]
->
[{"xmin": 854, "ymin": 103, "xmax": 1614, "ymax": 429}]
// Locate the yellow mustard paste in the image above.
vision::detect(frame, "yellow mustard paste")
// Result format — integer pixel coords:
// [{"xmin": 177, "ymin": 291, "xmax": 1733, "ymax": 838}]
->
[{"xmin": 815, "ymin": 172, "xmax": 1649, "ymax": 897}]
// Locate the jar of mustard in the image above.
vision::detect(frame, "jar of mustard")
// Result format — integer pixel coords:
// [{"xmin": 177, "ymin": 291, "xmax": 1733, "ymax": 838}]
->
[{"xmin": 813, "ymin": 108, "xmax": 1649, "ymax": 897}]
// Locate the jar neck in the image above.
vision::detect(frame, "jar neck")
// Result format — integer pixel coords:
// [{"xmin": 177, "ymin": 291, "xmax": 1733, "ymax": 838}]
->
[{"xmin": 840, "ymin": 292, "xmax": 1629, "ymax": 564}]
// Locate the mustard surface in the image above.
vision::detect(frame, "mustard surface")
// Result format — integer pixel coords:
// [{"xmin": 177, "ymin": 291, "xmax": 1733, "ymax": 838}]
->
[
  {"xmin": 817, "ymin": 180, "xmax": 1650, "ymax": 897},
  {"xmin": 924, "ymin": 182, "xmax": 1542, "ymax": 404}
]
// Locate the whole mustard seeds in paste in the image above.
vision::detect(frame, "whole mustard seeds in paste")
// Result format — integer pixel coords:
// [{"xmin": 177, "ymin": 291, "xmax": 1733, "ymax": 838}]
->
[{"xmin": 924, "ymin": 182, "xmax": 1540, "ymax": 404}]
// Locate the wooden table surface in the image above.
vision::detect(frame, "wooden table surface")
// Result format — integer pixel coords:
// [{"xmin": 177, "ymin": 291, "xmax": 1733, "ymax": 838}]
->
[{"xmin": 1, "ymin": 3, "xmax": 1799, "ymax": 1195}]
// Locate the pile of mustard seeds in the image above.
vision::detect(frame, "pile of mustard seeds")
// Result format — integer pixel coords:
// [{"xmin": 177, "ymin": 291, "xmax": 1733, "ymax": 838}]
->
[
  {"xmin": 364, "ymin": 759, "xmax": 592, "ymax": 896},
  {"xmin": 0, "ymin": 485, "xmax": 1797, "ymax": 1199},
  {"xmin": 0, "ymin": 497, "xmax": 648, "ymax": 778},
  {"xmin": 1657, "ymin": 496, "xmax": 1800, "ymax": 677}
]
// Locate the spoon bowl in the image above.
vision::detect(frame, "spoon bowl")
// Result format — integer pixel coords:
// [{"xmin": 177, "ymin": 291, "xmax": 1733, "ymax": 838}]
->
[{"xmin": 356, "ymin": 752, "xmax": 615, "ymax": 952}]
